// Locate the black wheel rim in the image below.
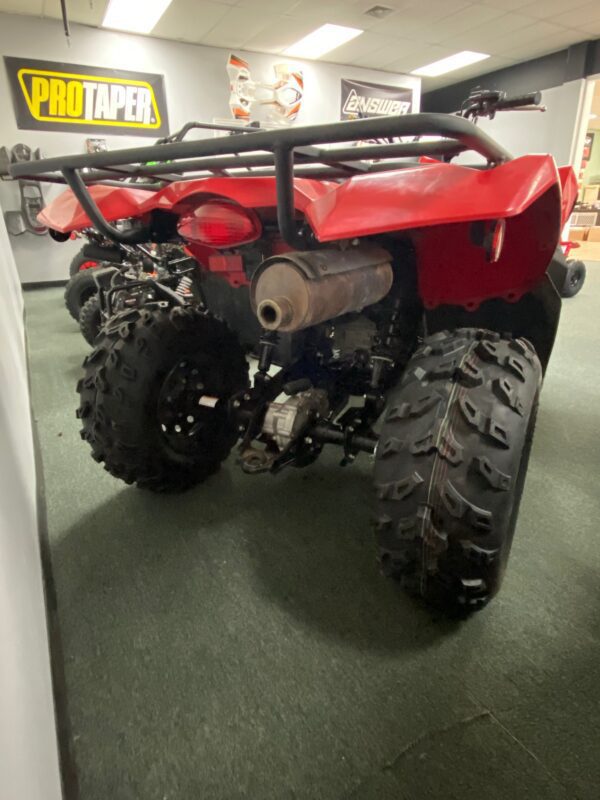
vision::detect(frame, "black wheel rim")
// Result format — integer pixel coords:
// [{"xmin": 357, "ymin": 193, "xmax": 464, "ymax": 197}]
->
[{"xmin": 156, "ymin": 357, "xmax": 230, "ymax": 455}]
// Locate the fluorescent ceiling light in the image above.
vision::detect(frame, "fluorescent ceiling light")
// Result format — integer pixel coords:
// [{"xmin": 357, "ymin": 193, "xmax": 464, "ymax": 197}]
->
[
  {"xmin": 411, "ymin": 51, "xmax": 490, "ymax": 77},
  {"xmin": 102, "ymin": 0, "xmax": 173, "ymax": 34},
  {"xmin": 284, "ymin": 24, "xmax": 363, "ymax": 59}
]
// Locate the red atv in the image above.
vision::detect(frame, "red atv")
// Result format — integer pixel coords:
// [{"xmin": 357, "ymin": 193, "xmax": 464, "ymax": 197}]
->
[{"xmin": 14, "ymin": 91, "xmax": 577, "ymax": 614}]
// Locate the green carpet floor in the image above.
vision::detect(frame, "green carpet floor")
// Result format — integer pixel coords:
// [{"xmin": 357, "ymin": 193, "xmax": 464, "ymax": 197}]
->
[{"xmin": 24, "ymin": 273, "xmax": 600, "ymax": 800}]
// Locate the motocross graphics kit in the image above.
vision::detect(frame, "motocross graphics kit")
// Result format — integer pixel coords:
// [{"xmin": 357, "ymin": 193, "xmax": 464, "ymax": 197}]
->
[
  {"xmin": 12, "ymin": 92, "xmax": 577, "ymax": 614},
  {"xmin": 227, "ymin": 53, "xmax": 303, "ymax": 125}
]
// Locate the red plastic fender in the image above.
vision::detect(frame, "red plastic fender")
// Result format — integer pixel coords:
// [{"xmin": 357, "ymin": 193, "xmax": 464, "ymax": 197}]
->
[
  {"xmin": 304, "ymin": 155, "xmax": 564, "ymax": 309},
  {"xmin": 304, "ymin": 155, "xmax": 560, "ymax": 240},
  {"xmin": 414, "ymin": 183, "xmax": 562, "ymax": 309},
  {"xmin": 557, "ymin": 165, "xmax": 577, "ymax": 228},
  {"xmin": 38, "ymin": 185, "xmax": 156, "ymax": 232},
  {"xmin": 140, "ymin": 176, "xmax": 334, "ymax": 215}
]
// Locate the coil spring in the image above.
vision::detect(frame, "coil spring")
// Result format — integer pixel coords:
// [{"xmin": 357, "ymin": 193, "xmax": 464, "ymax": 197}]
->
[{"xmin": 175, "ymin": 275, "xmax": 193, "ymax": 297}]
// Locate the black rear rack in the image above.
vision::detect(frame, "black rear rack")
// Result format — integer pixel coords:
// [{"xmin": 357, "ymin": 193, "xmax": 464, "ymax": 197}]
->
[{"xmin": 9, "ymin": 113, "xmax": 511, "ymax": 249}]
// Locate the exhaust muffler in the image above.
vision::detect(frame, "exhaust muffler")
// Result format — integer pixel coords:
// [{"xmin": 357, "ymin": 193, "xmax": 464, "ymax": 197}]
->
[{"xmin": 250, "ymin": 246, "xmax": 393, "ymax": 333}]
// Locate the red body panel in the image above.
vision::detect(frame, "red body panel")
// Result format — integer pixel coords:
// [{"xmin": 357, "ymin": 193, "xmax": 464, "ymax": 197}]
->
[
  {"xmin": 39, "ymin": 154, "xmax": 567, "ymax": 309},
  {"xmin": 415, "ymin": 185, "xmax": 561, "ymax": 309},
  {"xmin": 38, "ymin": 185, "xmax": 156, "ymax": 232},
  {"xmin": 305, "ymin": 155, "xmax": 559, "ymax": 240},
  {"xmin": 557, "ymin": 165, "xmax": 578, "ymax": 228},
  {"xmin": 140, "ymin": 176, "xmax": 334, "ymax": 215}
]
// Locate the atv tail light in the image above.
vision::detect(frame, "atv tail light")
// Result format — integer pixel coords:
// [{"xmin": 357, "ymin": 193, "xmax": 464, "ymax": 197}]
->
[{"xmin": 177, "ymin": 201, "xmax": 261, "ymax": 248}]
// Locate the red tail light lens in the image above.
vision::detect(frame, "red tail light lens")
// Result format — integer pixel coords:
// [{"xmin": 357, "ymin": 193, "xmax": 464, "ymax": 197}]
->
[{"xmin": 177, "ymin": 201, "xmax": 261, "ymax": 248}]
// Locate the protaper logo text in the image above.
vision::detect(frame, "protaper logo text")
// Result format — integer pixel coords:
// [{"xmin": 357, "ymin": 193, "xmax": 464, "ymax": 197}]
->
[
  {"xmin": 19, "ymin": 69, "xmax": 159, "ymax": 128},
  {"xmin": 5, "ymin": 57, "xmax": 169, "ymax": 137}
]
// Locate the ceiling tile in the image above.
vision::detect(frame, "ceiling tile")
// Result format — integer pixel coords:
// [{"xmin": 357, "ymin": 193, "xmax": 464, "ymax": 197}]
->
[
  {"xmin": 384, "ymin": 43, "xmax": 456, "ymax": 73},
  {"xmin": 283, "ymin": 1, "xmax": 380, "ymax": 30},
  {"xmin": 422, "ymin": 4, "xmax": 507, "ymax": 44},
  {"xmin": 366, "ymin": 0, "xmax": 472, "ymax": 37},
  {"xmin": 242, "ymin": 16, "xmax": 309, "ymax": 53},
  {"xmin": 551, "ymin": 2, "xmax": 600, "ymax": 30},
  {"xmin": 519, "ymin": 0, "xmax": 590, "ymax": 20},
  {"xmin": 42, "ymin": 0, "xmax": 108, "ymax": 25},
  {"xmin": 2, "ymin": 0, "xmax": 43, "ymax": 14},
  {"xmin": 317, "ymin": 31, "xmax": 401, "ymax": 64},
  {"xmin": 153, "ymin": 0, "xmax": 231, "ymax": 42},
  {"xmin": 446, "ymin": 11, "xmax": 541, "ymax": 50},
  {"xmin": 352, "ymin": 38, "xmax": 424, "ymax": 69},
  {"xmin": 482, "ymin": 21, "xmax": 570, "ymax": 56},
  {"xmin": 477, "ymin": 0, "xmax": 532, "ymax": 10},
  {"xmin": 500, "ymin": 29, "xmax": 591, "ymax": 60},
  {"xmin": 199, "ymin": 7, "xmax": 274, "ymax": 47},
  {"xmin": 234, "ymin": 0, "xmax": 301, "ymax": 14}
]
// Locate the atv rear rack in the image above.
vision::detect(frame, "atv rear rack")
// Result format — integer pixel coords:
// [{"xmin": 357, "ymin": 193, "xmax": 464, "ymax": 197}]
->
[{"xmin": 9, "ymin": 113, "xmax": 512, "ymax": 249}]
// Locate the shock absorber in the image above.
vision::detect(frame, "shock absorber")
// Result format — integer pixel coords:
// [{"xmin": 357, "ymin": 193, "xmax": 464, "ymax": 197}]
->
[
  {"xmin": 175, "ymin": 274, "xmax": 193, "ymax": 298},
  {"xmin": 255, "ymin": 330, "xmax": 279, "ymax": 388}
]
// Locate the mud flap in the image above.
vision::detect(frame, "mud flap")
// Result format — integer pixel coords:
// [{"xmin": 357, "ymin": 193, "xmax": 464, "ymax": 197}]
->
[{"xmin": 424, "ymin": 274, "xmax": 561, "ymax": 375}]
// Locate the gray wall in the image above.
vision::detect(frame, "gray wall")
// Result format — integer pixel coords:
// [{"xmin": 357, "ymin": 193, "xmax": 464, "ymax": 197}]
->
[
  {"xmin": 0, "ymin": 212, "xmax": 62, "ymax": 799},
  {"xmin": 583, "ymin": 129, "xmax": 600, "ymax": 184},
  {"xmin": 0, "ymin": 12, "xmax": 420, "ymax": 283}
]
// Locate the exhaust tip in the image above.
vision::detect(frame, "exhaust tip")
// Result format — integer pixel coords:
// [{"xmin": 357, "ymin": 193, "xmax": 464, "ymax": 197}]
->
[{"xmin": 257, "ymin": 297, "xmax": 293, "ymax": 330}]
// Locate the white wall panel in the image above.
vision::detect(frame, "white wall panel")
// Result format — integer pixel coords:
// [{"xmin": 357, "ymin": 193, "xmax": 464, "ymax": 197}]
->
[{"xmin": 0, "ymin": 212, "xmax": 62, "ymax": 800}]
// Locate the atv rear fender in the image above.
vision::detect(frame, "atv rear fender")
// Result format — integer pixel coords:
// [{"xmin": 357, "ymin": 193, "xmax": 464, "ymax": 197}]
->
[
  {"xmin": 38, "ymin": 184, "xmax": 155, "ymax": 232},
  {"xmin": 306, "ymin": 155, "xmax": 568, "ymax": 310}
]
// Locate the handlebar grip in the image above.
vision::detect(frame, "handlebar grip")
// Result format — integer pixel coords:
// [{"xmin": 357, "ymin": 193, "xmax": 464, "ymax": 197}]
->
[{"xmin": 497, "ymin": 91, "xmax": 542, "ymax": 110}]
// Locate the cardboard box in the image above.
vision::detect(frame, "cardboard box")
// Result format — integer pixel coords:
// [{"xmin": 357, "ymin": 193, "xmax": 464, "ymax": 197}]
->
[
  {"xmin": 576, "ymin": 240, "xmax": 600, "ymax": 262},
  {"xmin": 569, "ymin": 227, "xmax": 588, "ymax": 241},
  {"xmin": 583, "ymin": 185, "xmax": 600, "ymax": 203},
  {"xmin": 587, "ymin": 226, "xmax": 600, "ymax": 243}
]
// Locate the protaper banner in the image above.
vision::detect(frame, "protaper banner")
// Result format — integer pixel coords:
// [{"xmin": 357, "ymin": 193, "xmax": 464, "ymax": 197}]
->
[
  {"xmin": 340, "ymin": 78, "xmax": 414, "ymax": 119},
  {"xmin": 4, "ymin": 57, "xmax": 169, "ymax": 136}
]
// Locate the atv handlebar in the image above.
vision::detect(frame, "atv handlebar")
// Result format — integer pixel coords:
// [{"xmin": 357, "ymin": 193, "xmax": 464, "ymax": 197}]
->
[
  {"xmin": 495, "ymin": 91, "xmax": 542, "ymax": 110},
  {"xmin": 9, "ymin": 112, "xmax": 512, "ymax": 248},
  {"xmin": 460, "ymin": 89, "xmax": 544, "ymax": 121}
]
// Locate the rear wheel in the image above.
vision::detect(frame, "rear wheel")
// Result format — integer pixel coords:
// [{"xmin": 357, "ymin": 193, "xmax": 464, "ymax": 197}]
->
[
  {"xmin": 79, "ymin": 294, "xmax": 102, "ymax": 346},
  {"xmin": 77, "ymin": 305, "xmax": 249, "ymax": 492},
  {"xmin": 69, "ymin": 249, "xmax": 99, "ymax": 277},
  {"xmin": 64, "ymin": 269, "xmax": 97, "ymax": 321},
  {"xmin": 374, "ymin": 329, "xmax": 541, "ymax": 614},
  {"xmin": 561, "ymin": 259, "xmax": 586, "ymax": 298}
]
